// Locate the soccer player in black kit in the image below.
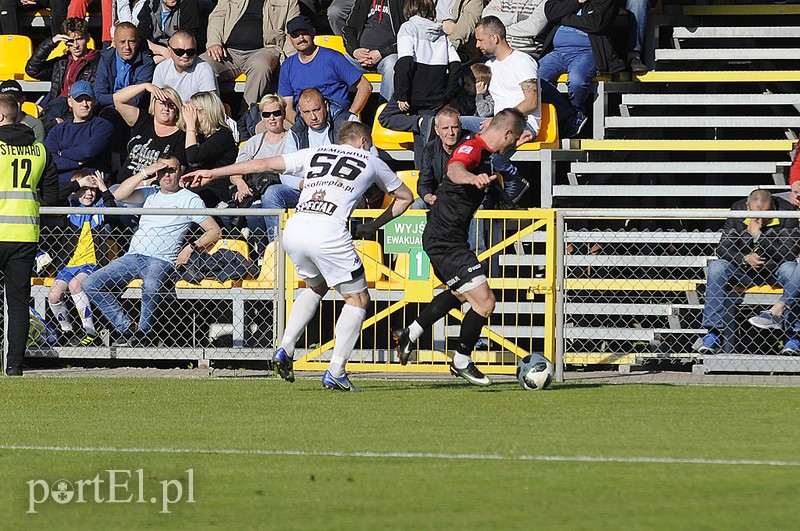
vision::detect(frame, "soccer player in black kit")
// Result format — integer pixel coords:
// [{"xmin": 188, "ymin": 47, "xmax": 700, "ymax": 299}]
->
[{"xmin": 394, "ymin": 108, "xmax": 532, "ymax": 386}]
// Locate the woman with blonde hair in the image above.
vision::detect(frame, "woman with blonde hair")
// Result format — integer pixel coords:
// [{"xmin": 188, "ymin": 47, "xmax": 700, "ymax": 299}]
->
[
  {"xmin": 113, "ymin": 82, "xmax": 186, "ymax": 184},
  {"xmin": 182, "ymin": 91, "xmax": 239, "ymax": 207}
]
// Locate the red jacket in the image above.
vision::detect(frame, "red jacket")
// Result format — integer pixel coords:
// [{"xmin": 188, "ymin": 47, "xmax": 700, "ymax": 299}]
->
[{"xmin": 791, "ymin": 143, "xmax": 800, "ymax": 185}]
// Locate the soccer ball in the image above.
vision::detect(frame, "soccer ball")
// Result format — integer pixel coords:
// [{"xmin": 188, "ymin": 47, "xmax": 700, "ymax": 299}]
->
[{"xmin": 516, "ymin": 353, "xmax": 554, "ymax": 390}]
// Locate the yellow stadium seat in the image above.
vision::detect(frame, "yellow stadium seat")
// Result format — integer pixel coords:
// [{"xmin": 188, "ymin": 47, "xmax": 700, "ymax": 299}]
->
[
  {"xmin": 47, "ymin": 37, "xmax": 97, "ymax": 61},
  {"xmin": 242, "ymin": 241, "xmax": 279, "ymax": 289},
  {"xmin": 375, "ymin": 253, "xmax": 409, "ymax": 290},
  {"xmin": 176, "ymin": 239, "xmax": 250, "ymax": 289},
  {"xmin": 372, "ymin": 103, "xmax": 415, "ymax": 151},
  {"xmin": 353, "ymin": 239, "xmax": 385, "ymax": 286},
  {"xmin": 517, "ymin": 103, "xmax": 560, "ymax": 151},
  {"xmin": 0, "ymin": 34, "xmax": 33, "ymax": 80},
  {"xmin": 397, "ymin": 170, "xmax": 420, "ymax": 199},
  {"xmin": 314, "ymin": 34, "xmax": 347, "ymax": 55},
  {"xmin": 21, "ymin": 101, "xmax": 38, "ymax": 118},
  {"xmin": 380, "ymin": 170, "xmax": 420, "ymax": 208}
]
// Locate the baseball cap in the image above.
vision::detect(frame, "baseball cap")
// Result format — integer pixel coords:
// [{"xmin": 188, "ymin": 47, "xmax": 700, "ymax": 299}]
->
[
  {"xmin": 70, "ymin": 80, "xmax": 95, "ymax": 99},
  {"xmin": 287, "ymin": 15, "xmax": 315, "ymax": 35},
  {"xmin": 0, "ymin": 80, "xmax": 24, "ymax": 101}
]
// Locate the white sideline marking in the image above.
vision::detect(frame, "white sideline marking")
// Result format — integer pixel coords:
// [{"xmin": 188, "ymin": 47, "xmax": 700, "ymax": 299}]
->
[{"xmin": 0, "ymin": 444, "xmax": 798, "ymax": 467}]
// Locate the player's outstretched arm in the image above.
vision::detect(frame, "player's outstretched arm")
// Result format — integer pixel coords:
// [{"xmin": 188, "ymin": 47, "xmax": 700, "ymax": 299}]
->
[
  {"xmin": 448, "ymin": 162, "xmax": 495, "ymax": 189},
  {"xmin": 182, "ymin": 156, "xmax": 288, "ymax": 188},
  {"xmin": 354, "ymin": 183, "xmax": 414, "ymax": 239}
]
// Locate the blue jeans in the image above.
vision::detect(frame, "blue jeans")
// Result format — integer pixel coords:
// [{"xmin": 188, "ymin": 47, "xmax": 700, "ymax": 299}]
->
[
  {"xmin": 626, "ymin": 0, "xmax": 649, "ymax": 55},
  {"xmin": 702, "ymin": 259, "xmax": 800, "ymax": 331},
  {"xmin": 538, "ymin": 45, "xmax": 596, "ymax": 118},
  {"xmin": 83, "ymin": 253, "xmax": 174, "ymax": 333},
  {"xmin": 344, "ymin": 52, "xmax": 398, "ymax": 102},
  {"xmin": 261, "ymin": 184, "xmax": 301, "ymax": 242}
]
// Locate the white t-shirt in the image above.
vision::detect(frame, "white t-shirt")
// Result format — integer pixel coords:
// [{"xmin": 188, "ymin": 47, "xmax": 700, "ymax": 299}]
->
[
  {"xmin": 152, "ymin": 58, "xmax": 219, "ymax": 103},
  {"xmin": 486, "ymin": 50, "xmax": 542, "ymax": 133},
  {"xmin": 128, "ymin": 187, "xmax": 208, "ymax": 263},
  {"xmin": 282, "ymin": 144, "xmax": 402, "ymax": 227}
]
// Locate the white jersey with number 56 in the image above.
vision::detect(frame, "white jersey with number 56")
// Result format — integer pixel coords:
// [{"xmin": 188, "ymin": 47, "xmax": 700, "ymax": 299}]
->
[{"xmin": 281, "ymin": 144, "xmax": 402, "ymax": 226}]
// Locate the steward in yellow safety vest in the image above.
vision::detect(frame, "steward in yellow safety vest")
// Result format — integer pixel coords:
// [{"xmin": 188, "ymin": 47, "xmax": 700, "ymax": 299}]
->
[{"xmin": 0, "ymin": 93, "xmax": 59, "ymax": 376}]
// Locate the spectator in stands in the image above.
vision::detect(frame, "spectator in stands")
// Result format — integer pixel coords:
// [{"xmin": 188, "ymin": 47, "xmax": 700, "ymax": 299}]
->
[
  {"xmin": 341, "ymin": 0, "xmax": 405, "ymax": 103},
  {"xmin": 416, "ymin": 106, "xmax": 468, "ymax": 209},
  {"xmin": 460, "ymin": 16, "xmax": 540, "ymax": 136},
  {"xmin": 94, "ymin": 22, "xmax": 156, "ymax": 110},
  {"xmin": 138, "ymin": 0, "xmax": 201, "ymax": 63},
  {"xmin": 45, "ymin": 81, "xmax": 114, "ymax": 186},
  {"xmin": 223, "ymin": 94, "xmax": 288, "ymax": 254},
  {"xmin": 202, "ymin": 0, "xmax": 300, "ymax": 109},
  {"xmin": 623, "ymin": 0, "xmax": 649, "ymax": 73},
  {"xmin": 328, "ymin": 0, "xmax": 355, "ymax": 37},
  {"xmin": 482, "ymin": 0, "xmax": 547, "ymax": 57},
  {"xmin": 537, "ymin": 0, "xmax": 625, "ymax": 137},
  {"xmin": 697, "ymin": 190, "xmax": 800, "ymax": 356},
  {"xmin": 83, "ymin": 154, "xmax": 221, "ymax": 347},
  {"xmin": 25, "ymin": 18, "xmax": 102, "ymax": 129},
  {"xmin": 278, "ymin": 15, "xmax": 372, "ymax": 125},
  {"xmin": 377, "ymin": 0, "xmax": 462, "ymax": 168},
  {"xmin": 152, "ymin": 31, "xmax": 218, "ymax": 104},
  {"xmin": 0, "ymin": 80, "xmax": 45, "ymax": 142},
  {"xmin": 113, "ymin": 82, "xmax": 186, "ymax": 185},
  {"xmin": 183, "ymin": 91, "xmax": 238, "ymax": 206},
  {"xmin": 457, "ymin": 64, "xmax": 495, "ymax": 118},
  {"xmin": 47, "ymin": 170, "xmax": 116, "ymax": 346}
]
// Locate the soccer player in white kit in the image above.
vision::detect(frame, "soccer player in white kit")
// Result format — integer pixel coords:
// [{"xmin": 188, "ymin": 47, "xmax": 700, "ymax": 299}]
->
[{"xmin": 184, "ymin": 122, "xmax": 414, "ymax": 391}]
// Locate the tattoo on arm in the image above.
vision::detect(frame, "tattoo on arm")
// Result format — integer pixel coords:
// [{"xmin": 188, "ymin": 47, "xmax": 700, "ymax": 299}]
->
[{"xmin": 520, "ymin": 79, "xmax": 538, "ymax": 95}]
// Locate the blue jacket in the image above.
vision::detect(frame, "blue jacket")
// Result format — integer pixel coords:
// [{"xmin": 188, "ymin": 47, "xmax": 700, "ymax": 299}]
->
[
  {"xmin": 93, "ymin": 46, "xmax": 156, "ymax": 108},
  {"xmin": 44, "ymin": 116, "xmax": 115, "ymax": 185}
]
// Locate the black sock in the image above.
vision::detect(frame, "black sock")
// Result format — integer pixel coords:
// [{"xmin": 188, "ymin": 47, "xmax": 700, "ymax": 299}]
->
[
  {"xmin": 457, "ymin": 309, "xmax": 488, "ymax": 356},
  {"xmin": 416, "ymin": 290, "xmax": 461, "ymax": 330}
]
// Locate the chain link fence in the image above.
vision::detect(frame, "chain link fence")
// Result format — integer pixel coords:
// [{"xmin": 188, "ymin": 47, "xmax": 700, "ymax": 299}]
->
[{"xmin": 556, "ymin": 209, "xmax": 800, "ymax": 375}]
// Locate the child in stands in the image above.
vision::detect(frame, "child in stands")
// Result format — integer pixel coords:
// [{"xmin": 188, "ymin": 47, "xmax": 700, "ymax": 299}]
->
[{"xmin": 48, "ymin": 170, "xmax": 117, "ymax": 345}]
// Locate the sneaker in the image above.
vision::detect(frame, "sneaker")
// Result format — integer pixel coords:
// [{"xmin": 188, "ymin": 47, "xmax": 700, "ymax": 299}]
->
[
  {"xmin": 749, "ymin": 311, "xmax": 784, "ymax": 330},
  {"xmin": 449, "ymin": 361, "xmax": 492, "ymax": 386},
  {"xmin": 696, "ymin": 332, "xmax": 721, "ymax": 355},
  {"xmin": 5, "ymin": 365, "xmax": 22, "ymax": 376},
  {"xmin": 273, "ymin": 347, "xmax": 295, "ymax": 383},
  {"xmin": 67, "ymin": 330, "xmax": 98, "ymax": 347},
  {"xmin": 782, "ymin": 335, "xmax": 800, "ymax": 356},
  {"xmin": 393, "ymin": 328, "xmax": 415, "ymax": 365},
  {"xmin": 128, "ymin": 329, "xmax": 153, "ymax": 348},
  {"xmin": 504, "ymin": 177, "xmax": 530, "ymax": 204},
  {"xmin": 113, "ymin": 330, "xmax": 134, "ymax": 347},
  {"xmin": 322, "ymin": 370, "xmax": 361, "ymax": 392},
  {"xmin": 629, "ymin": 56, "xmax": 649, "ymax": 73}
]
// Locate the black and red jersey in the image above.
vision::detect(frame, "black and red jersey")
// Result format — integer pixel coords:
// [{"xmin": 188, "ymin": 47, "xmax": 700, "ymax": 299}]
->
[{"xmin": 424, "ymin": 134, "xmax": 495, "ymax": 246}]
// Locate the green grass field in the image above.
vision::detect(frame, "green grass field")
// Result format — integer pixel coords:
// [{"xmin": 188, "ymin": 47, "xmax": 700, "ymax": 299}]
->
[{"xmin": 2, "ymin": 376, "xmax": 800, "ymax": 529}]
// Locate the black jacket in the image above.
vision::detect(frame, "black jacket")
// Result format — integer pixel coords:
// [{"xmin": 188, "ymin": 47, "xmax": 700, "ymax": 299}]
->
[
  {"xmin": 539, "ymin": 0, "xmax": 625, "ymax": 76},
  {"xmin": 417, "ymin": 130, "xmax": 469, "ymax": 199},
  {"xmin": 342, "ymin": 0, "xmax": 405, "ymax": 59},
  {"xmin": 138, "ymin": 0, "xmax": 201, "ymax": 47},
  {"xmin": 25, "ymin": 38, "xmax": 101, "ymax": 101},
  {"xmin": 0, "ymin": 123, "xmax": 59, "ymax": 206},
  {"xmin": 717, "ymin": 196, "xmax": 800, "ymax": 276}
]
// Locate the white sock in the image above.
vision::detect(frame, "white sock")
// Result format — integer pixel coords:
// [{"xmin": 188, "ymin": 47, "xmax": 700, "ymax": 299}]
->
[
  {"xmin": 280, "ymin": 289, "xmax": 323, "ymax": 358},
  {"xmin": 408, "ymin": 320, "xmax": 424, "ymax": 342},
  {"xmin": 328, "ymin": 304, "xmax": 366, "ymax": 377},
  {"xmin": 49, "ymin": 300, "xmax": 73, "ymax": 331},
  {"xmin": 453, "ymin": 352, "xmax": 472, "ymax": 370},
  {"xmin": 72, "ymin": 291, "xmax": 96, "ymax": 335}
]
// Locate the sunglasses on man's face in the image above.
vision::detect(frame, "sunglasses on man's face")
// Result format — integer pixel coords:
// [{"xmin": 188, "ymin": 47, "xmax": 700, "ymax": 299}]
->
[
  {"xmin": 261, "ymin": 110, "xmax": 283, "ymax": 118},
  {"xmin": 170, "ymin": 47, "xmax": 197, "ymax": 57}
]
